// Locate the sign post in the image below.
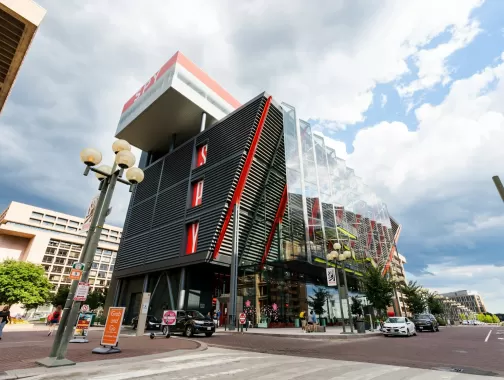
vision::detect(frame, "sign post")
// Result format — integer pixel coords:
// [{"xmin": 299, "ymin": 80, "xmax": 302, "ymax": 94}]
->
[
  {"xmin": 136, "ymin": 292, "xmax": 151, "ymax": 337},
  {"xmin": 151, "ymin": 310, "xmax": 176, "ymax": 339},
  {"xmin": 69, "ymin": 313, "xmax": 93, "ymax": 343},
  {"xmin": 92, "ymin": 307, "xmax": 125, "ymax": 354},
  {"xmin": 239, "ymin": 312, "xmax": 246, "ymax": 333},
  {"xmin": 69, "ymin": 263, "xmax": 85, "ymax": 281}
]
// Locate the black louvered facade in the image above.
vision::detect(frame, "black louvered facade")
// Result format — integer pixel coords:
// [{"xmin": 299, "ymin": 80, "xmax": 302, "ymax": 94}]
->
[{"xmin": 115, "ymin": 93, "xmax": 286, "ymax": 278}]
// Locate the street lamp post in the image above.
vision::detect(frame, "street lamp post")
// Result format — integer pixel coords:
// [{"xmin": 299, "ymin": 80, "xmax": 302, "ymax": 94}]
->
[
  {"xmin": 37, "ymin": 140, "xmax": 144, "ymax": 367},
  {"xmin": 492, "ymin": 176, "xmax": 504, "ymax": 203},
  {"xmin": 328, "ymin": 244, "xmax": 354, "ymax": 334}
]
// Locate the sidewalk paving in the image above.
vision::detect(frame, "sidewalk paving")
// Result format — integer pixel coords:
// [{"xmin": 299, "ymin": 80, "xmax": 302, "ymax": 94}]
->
[
  {"xmin": 0, "ymin": 329, "xmax": 201, "ymax": 374},
  {"xmin": 220, "ymin": 325, "xmax": 382, "ymax": 340}
]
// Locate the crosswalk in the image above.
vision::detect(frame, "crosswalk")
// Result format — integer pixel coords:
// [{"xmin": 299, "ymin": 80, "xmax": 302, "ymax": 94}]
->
[{"xmin": 79, "ymin": 348, "xmax": 490, "ymax": 380}]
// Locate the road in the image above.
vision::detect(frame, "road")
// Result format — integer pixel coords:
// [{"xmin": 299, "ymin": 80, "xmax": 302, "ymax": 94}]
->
[{"xmin": 206, "ymin": 326, "xmax": 504, "ymax": 377}]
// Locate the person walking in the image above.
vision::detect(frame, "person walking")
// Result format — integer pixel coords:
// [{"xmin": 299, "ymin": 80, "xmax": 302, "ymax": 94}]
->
[
  {"xmin": 47, "ymin": 305, "xmax": 62, "ymax": 336},
  {"xmin": 299, "ymin": 310, "xmax": 307, "ymax": 331},
  {"xmin": 0, "ymin": 306, "xmax": 11, "ymax": 340}
]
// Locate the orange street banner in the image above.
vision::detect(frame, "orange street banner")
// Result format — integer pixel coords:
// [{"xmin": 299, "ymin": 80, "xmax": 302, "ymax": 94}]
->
[{"xmin": 101, "ymin": 307, "xmax": 125, "ymax": 347}]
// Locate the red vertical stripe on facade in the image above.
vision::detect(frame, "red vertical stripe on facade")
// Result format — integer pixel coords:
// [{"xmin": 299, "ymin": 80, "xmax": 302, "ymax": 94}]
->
[
  {"xmin": 382, "ymin": 224, "xmax": 402, "ymax": 276},
  {"xmin": 260, "ymin": 185, "xmax": 288, "ymax": 269},
  {"xmin": 212, "ymin": 96, "xmax": 273, "ymax": 259}
]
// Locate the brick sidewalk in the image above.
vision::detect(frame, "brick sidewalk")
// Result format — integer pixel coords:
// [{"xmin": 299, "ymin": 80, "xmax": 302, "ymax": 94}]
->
[{"xmin": 0, "ymin": 330, "xmax": 200, "ymax": 372}]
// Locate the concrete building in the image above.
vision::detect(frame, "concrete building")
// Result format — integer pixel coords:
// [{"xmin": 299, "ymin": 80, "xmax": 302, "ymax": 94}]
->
[
  {"xmin": 0, "ymin": 201, "xmax": 122, "ymax": 294},
  {"xmin": 0, "ymin": 0, "xmax": 46, "ymax": 114},
  {"xmin": 440, "ymin": 290, "xmax": 487, "ymax": 314}
]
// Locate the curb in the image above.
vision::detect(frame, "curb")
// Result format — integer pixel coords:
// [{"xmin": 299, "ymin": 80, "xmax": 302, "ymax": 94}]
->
[
  {"xmin": 0, "ymin": 337, "xmax": 207, "ymax": 380},
  {"xmin": 223, "ymin": 331, "xmax": 381, "ymax": 340}
]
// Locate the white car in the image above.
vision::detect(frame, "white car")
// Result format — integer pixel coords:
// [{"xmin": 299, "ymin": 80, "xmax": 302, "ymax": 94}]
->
[{"xmin": 383, "ymin": 317, "xmax": 417, "ymax": 337}]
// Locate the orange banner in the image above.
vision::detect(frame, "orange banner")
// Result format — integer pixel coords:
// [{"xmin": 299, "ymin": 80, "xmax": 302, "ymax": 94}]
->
[{"xmin": 101, "ymin": 307, "xmax": 125, "ymax": 347}]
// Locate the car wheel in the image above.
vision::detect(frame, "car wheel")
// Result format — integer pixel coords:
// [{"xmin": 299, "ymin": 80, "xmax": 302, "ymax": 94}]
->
[
  {"xmin": 407, "ymin": 328, "xmax": 411, "ymax": 337},
  {"xmin": 184, "ymin": 325, "xmax": 193, "ymax": 337},
  {"xmin": 384, "ymin": 334, "xmax": 389, "ymax": 337},
  {"xmin": 205, "ymin": 332, "xmax": 213, "ymax": 337},
  {"xmin": 413, "ymin": 329, "xmax": 417, "ymax": 336},
  {"xmin": 436, "ymin": 326, "xmax": 440, "ymax": 332},
  {"xmin": 162, "ymin": 326, "xmax": 169, "ymax": 335}
]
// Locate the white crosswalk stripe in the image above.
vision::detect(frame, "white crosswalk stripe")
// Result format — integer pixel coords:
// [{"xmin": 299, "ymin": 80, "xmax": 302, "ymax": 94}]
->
[{"xmin": 29, "ymin": 348, "xmax": 493, "ymax": 380}]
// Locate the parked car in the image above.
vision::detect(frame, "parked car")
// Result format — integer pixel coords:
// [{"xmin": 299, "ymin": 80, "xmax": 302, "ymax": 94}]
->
[
  {"xmin": 412, "ymin": 313, "xmax": 439, "ymax": 332},
  {"xmin": 162, "ymin": 310, "xmax": 215, "ymax": 337},
  {"xmin": 382, "ymin": 317, "xmax": 417, "ymax": 337},
  {"xmin": 132, "ymin": 315, "xmax": 161, "ymax": 330}
]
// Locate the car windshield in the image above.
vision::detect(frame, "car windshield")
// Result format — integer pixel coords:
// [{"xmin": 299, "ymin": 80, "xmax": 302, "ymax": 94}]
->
[
  {"xmin": 414, "ymin": 314, "xmax": 430, "ymax": 320},
  {"xmin": 386, "ymin": 317, "xmax": 406, "ymax": 323},
  {"xmin": 187, "ymin": 310, "xmax": 205, "ymax": 319},
  {"xmin": 147, "ymin": 316, "xmax": 160, "ymax": 322}
]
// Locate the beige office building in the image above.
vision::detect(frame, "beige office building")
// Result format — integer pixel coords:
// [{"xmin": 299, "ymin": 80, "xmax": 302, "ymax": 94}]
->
[
  {"xmin": 0, "ymin": 201, "xmax": 122, "ymax": 296},
  {"xmin": 440, "ymin": 290, "xmax": 487, "ymax": 314},
  {"xmin": 0, "ymin": 0, "xmax": 46, "ymax": 114}
]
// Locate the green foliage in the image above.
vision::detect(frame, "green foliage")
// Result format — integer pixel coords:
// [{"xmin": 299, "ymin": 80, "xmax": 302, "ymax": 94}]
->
[
  {"xmin": 86, "ymin": 288, "xmax": 107, "ymax": 311},
  {"xmin": 459, "ymin": 313, "xmax": 467, "ymax": 320},
  {"xmin": 477, "ymin": 313, "xmax": 485, "ymax": 322},
  {"xmin": 350, "ymin": 296, "xmax": 363, "ymax": 316},
  {"xmin": 360, "ymin": 264, "xmax": 395, "ymax": 316},
  {"xmin": 436, "ymin": 316, "xmax": 447, "ymax": 326},
  {"xmin": 484, "ymin": 314, "xmax": 494, "ymax": 323},
  {"xmin": 308, "ymin": 287, "xmax": 331, "ymax": 317},
  {"xmin": 400, "ymin": 281, "xmax": 426, "ymax": 315},
  {"xmin": 51, "ymin": 286, "xmax": 69, "ymax": 307},
  {"xmin": 493, "ymin": 315, "xmax": 500, "ymax": 324},
  {"xmin": 0, "ymin": 260, "xmax": 53, "ymax": 307},
  {"xmin": 426, "ymin": 292, "xmax": 443, "ymax": 315}
]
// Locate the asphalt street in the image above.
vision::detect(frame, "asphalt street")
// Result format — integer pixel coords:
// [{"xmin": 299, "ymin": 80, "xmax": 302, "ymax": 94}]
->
[{"xmin": 208, "ymin": 325, "xmax": 504, "ymax": 377}]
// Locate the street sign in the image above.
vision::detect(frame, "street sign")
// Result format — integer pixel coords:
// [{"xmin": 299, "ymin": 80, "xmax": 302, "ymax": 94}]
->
[
  {"xmin": 69, "ymin": 269, "xmax": 82, "ymax": 281},
  {"xmin": 239, "ymin": 312, "xmax": 246, "ymax": 325},
  {"xmin": 72, "ymin": 263, "xmax": 85, "ymax": 270},
  {"xmin": 140, "ymin": 292, "xmax": 151, "ymax": 315},
  {"xmin": 326, "ymin": 267, "xmax": 337, "ymax": 286},
  {"xmin": 69, "ymin": 313, "xmax": 93, "ymax": 343},
  {"xmin": 81, "ymin": 304, "xmax": 90, "ymax": 313},
  {"xmin": 82, "ymin": 195, "xmax": 99, "ymax": 232},
  {"xmin": 162, "ymin": 310, "xmax": 177, "ymax": 326},
  {"xmin": 74, "ymin": 282, "xmax": 90, "ymax": 301}
]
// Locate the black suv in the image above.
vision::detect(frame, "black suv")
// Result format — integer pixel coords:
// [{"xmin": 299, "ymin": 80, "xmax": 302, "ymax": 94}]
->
[
  {"xmin": 131, "ymin": 315, "xmax": 161, "ymax": 330},
  {"xmin": 412, "ymin": 314, "xmax": 439, "ymax": 332},
  {"xmin": 163, "ymin": 310, "xmax": 215, "ymax": 337}
]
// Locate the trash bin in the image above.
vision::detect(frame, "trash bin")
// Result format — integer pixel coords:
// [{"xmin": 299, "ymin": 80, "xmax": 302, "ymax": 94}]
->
[
  {"xmin": 321, "ymin": 318, "xmax": 326, "ymax": 327},
  {"xmin": 356, "ymin": 320, "xmax": 366, "ymax": 334},
  {"xmin": 295, "ymin": 318, "xmax": 300, "ymax": 328}
]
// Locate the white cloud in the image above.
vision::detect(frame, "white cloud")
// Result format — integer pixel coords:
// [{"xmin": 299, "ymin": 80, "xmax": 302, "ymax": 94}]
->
[
  {"xmin": 398, "ymin": 18, "xmax": 482, "ymax": 97},
  {"xmin": 380, "ymin": 94, "xmax": 388, "ymax": 108},
  {"xmin": 407, "ymin": 262, "xmax": 504, "ymax": 312},
  {"xmin": 0, "ymin": 0, "xmax": 484, "ymax": 226},
  {"xmin": 347, "ymin": 52, "xmax": 504, "ymax": 216}
]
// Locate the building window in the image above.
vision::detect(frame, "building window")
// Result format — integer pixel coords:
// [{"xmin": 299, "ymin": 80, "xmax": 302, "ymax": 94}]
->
[
  {"xmin": 42, "ymin": 256, "xmax": 53, "ymax": 263},
  {"xmin": 58, "ymin": 218, "xmax": 68, "ymax": 223},
  {"xmin": 29, "ymin": 218, "xmax": 41, "ymax": 224},
  {"xmin": 44, "ymin": 215, "xmax": 56, "ymax": 222},
  {"xmin": 100, "ymin": 264, "xmax": 108, "ymax": 271},
  {"xmin": 45, "ymin": 248, "xmax": 56, "ymax": 255},
  {"xmin": 92, "ymin": 263, "xmax": 98, "ymax": 269},
  {"xmin": 101, "ymin": 257, "xmax": 110, "ymax": 263},
  {"xmin": 68, "ymin": 221, "xmax": 79, "ymax": 227},
  {"xmin": 196, "ymin": 144, "xmax": 207, "ymax": 168},
  {"xmin": 103, "ymin": 250, "xmax": 112, "ymax": 256},
  {"xmin": 186, "ymin": 222, "xmax": 199, "ymax": 254},
  {"xmin": 54, "ymin": 258, "xmax": 65, "ymax": 264},
  {"xmin": 49, "ymin": 240, "xmax": 59, "ymax": 247},
  {"xmin": 43, "ymin": 221, "xmax": 54, "ymax": 227},
  {"xmin": 68, "ymin": 227, "xmax": 77, "ymax": 232},
  {"xmin": 55, "ymin": 224, "xmax": 66, "ymax": 230},
  {"xmin": 191, "ymin": 180, "xmax": 204, "ymax": 207},
  {"xmin": 31, "ymin": 211, "xmax": 43, "ymax": 219}
]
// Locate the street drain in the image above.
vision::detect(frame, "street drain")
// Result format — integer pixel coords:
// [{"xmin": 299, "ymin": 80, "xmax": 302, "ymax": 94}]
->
[{"xmin": 433, "ymin": 367, "xmax": 501, "ymax": 377}]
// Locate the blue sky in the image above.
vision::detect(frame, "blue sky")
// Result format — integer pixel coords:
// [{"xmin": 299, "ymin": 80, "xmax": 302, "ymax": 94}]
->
[{"xmin": 1, "ymin": 0, "xmax": 503, "ymax": 311}]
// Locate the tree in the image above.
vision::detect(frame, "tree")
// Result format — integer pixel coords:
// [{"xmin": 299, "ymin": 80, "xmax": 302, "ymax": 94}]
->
[
  {"xmin": 308, "ymin": 287, "xmax": 330, "ymax": 318},
  {"xmin": 484, "ymin": 314, "xmax": 493, "ymax": 324},
  {"xmin": 360, "ymin": 264, "xmax": 395, "ymax": 316},
  {"xmin": 400, "ymin": 281, "xmax": 426, "ymax": 315},
  {"xmin": 426, "ymin": 292, "xmax": 443, "ymax": 315},
  {"xmin": 477, "ymin": 313, "xmax": 485, "ymax": 322},
  {"xmin": 492, "ymin": 315, "xmax": 500, "ymax": 324},
  {"xmin": 0, "ymin": 260, "xmax": 53, "ymax": 307},
  {"xmin": 87, "ymin": 289, "xmax": 107, "ymax": 311},
  {"xmin": 459, "ymin": 313, "xmax": 467, "ymax": 321},
  {"xmin": 51, "ymin": 286, "xmax": 70, "ymax": 307},
  {"xmin": 350, "ymin": 296, "xmax": 363, "ymax": 316}
]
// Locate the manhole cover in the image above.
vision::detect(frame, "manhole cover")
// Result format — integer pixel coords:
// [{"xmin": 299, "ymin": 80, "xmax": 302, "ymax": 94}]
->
[{"xmin": 433, "ymin": 367, "xmax": 500, "ymax": 376}]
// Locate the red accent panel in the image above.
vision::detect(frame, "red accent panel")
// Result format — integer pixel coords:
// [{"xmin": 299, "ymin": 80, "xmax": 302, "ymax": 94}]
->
[
  {"xmin": 382, "ymin": 224, "xmax": 402, "ymax": 276},
  {"xmin": 260, "ymin": 185, "xmax": 288, "ymax": 269},
  {"xmin": 308, "ymin": 198, "xmax": 320, "ymax": 237},
  {"xmin": 196, "ymin": 144, "xmax": 208, "ymax": 168},
  {"xmin": 191, "ymin": 180, "xmax": 204, "ymax": 207},
  {"xmin": 212, "ymin": 96, "xmax": 273, "ymax": 259},
  {"xmin": 186, "ymin": 222, "xmax": 199, "ymax": 254}
]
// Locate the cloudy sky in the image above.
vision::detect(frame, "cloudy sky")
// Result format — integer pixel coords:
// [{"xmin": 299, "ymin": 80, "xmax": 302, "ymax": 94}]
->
[{"xmin": 1, "ymin": 0, "xmax": 504, "ymax": 311}]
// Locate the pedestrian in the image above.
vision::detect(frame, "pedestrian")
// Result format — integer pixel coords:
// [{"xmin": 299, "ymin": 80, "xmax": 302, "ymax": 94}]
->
[
  {"xmin": 0, "ymin": 306, "xmax": 11, "ymax": 340},
  {"xmin": 307, "ymin": 310, "xmax": 317, "ymax": 332},
  {"xmin": 47, "ymin": 305, "xmax": 62, "ymax": 336},
  {"xmin": 299, "ymin": 310, "xmax": 307, "ymax": 331}
]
